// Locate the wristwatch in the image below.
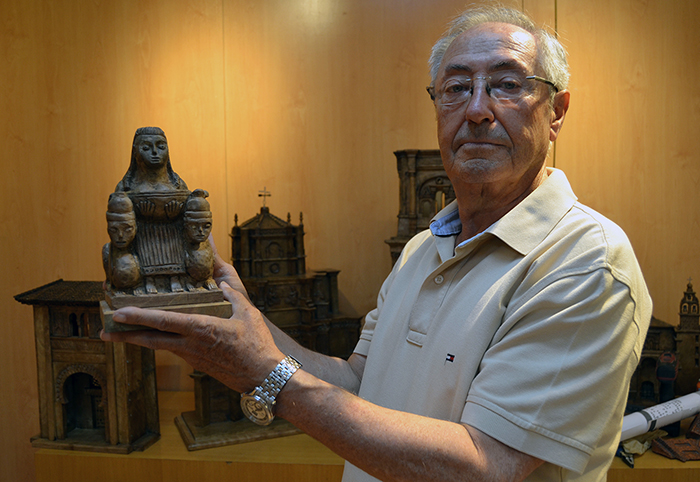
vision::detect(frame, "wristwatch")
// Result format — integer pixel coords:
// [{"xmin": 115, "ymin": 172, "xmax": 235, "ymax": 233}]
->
[{"xmin": 240, "ymin": 355, "xmax": 302, "ymax": 426}]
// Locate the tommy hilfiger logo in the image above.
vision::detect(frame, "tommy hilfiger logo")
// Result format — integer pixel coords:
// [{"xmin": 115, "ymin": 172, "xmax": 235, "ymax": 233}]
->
[{"xmin": 445, "ymin": 353, "xmax": 455, "ymax": 364}]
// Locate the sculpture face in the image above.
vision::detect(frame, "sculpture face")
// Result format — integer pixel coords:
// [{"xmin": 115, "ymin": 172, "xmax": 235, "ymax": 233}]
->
[
  {"xmin": 107, "ymin": 218, "xmax": 137, "ymax": 248},
  {"xmin": 135, "ymin": 135, "xmax": 169, "ymax": 170},
  {"xmin": 184, "ymin": 216, "xmax": 213, "ymax": 244}
]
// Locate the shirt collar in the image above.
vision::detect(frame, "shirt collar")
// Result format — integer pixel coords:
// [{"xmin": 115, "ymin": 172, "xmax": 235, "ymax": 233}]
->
[
  {"xmin": 430, "ymin": 202, "xmax": 462, "ymax": 237},
  {"xmin": 429, "ymin": 168, "xmax": 578, "ymax": 256}
]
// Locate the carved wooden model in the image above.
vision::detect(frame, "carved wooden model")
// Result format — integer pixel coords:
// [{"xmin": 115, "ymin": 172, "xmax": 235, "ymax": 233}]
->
[
  {"xmin": 101, "ymin": 127, "xmax": 231, "ymax": 331},
  {"xmin": 15, "ymin": 280, "xmax": 159, "ymax": 453},
  {"xmin": 629, "ymin": 281, "xmax": 700, "ymax": 408},
  {"xmin": 174, "ymin": 203, "xmax": 361, "ymax": 450},
  {"xmin": 385, "ymin": 149, "xmax": 455, "ymax": 264}
]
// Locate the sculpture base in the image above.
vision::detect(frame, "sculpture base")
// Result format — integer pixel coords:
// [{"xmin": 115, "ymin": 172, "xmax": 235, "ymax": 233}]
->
[
  {"xmin": 100, "ymin": 298, "xmax": 233, "ymax": 333},
  {"xmin": 174, "ymin": 410, "xmax": 302, "ymax": 451},
  {"xmin": 106, "ymin": 287, "xmax": 225, "ymax": 309}
]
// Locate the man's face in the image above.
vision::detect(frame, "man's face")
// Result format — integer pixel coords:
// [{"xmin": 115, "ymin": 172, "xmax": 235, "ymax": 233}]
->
[
  {"xmin": 434, "ymin": 23, "xmax": 566, "ymax": 189},
  {"xmin": 135, "ymin": 135, "xmax": 169, "ymax": 169}
]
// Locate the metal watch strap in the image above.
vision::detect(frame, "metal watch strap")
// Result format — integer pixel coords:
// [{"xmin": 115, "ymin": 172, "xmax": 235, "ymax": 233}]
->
[{"xmin": 256, "ymin": 355, "xmax": 302, "ymax": 405}]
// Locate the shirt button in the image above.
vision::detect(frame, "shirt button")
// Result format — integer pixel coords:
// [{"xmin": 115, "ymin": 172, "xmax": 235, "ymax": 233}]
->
[{"xmin": 434, "ymin": 275, "xmax": 444, "ymax": 285}]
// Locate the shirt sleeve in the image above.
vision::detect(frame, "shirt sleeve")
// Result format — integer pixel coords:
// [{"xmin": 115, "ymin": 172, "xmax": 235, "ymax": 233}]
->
[{"xmin": 462, "ymin": 267, "xmax": 645, "ymax": 474}]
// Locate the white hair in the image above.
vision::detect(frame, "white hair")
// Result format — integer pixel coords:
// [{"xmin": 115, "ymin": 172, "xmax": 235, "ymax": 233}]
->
[{"xmin": 428, "ymin": 5, "xmax": 570, "ymax": 93}]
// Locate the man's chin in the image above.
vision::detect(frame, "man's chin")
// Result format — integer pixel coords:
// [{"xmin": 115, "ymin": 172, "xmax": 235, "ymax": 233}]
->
[{"xmin": 446, "ymin": 157, "xmax": 510, "ymax": 183}]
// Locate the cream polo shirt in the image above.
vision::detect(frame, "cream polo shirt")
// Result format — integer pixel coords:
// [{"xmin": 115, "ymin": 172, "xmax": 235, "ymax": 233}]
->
[{"xmin": 343, "ymin": 168, "xmax": 652, "ymax": 482}]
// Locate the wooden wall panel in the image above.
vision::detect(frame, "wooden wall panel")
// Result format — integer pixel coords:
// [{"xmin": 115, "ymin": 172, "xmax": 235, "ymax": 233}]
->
[
  {"xmin": 556, "ymin": 0, "xmax": 700, "ymax": 325},
  {"xmin": 219, "ymin": 0, "xmax": 522, "ymax": 315},
  {"xmin": 1, "ymin": 1, "xmax": 226, "ymax": 480},
  {"xmin": 5, "ymin": 1, "xmax": 697, "ymax": 481}
]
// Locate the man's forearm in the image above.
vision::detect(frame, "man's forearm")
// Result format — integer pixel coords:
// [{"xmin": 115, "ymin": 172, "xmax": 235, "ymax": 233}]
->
[{"xmin": 276, "ymin": 370, "xmax": 542, "ymax": 482}]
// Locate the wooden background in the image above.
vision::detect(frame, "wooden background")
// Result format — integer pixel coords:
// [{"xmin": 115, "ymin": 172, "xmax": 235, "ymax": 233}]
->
[{"xmin": 2, "ymin": 1, "xmax": 698, "ymax": 480}]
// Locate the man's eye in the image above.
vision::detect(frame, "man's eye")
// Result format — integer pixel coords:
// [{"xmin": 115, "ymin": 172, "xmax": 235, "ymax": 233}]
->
[
  {"xmin": 445, "ymin": 82, "xmax": 468, "ymax": 93},
  {"xmin": 495, "ymin": 79, "xmax": 521, "ymax": 91}
]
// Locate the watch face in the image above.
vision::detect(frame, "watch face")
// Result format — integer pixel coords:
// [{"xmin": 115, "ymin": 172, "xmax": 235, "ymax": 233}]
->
[{"xmin": 241, "ymin": 394, "xmax": 274, "ymax": 426}]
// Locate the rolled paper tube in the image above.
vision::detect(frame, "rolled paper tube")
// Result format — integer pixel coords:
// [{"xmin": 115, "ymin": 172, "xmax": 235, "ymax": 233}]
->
[{"xmin": 621, "ymin": 391, "xmax": 700, "ymax": 441}]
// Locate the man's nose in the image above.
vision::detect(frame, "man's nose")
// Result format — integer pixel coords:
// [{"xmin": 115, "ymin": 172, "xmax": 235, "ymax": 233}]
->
[{"xmin": 464, "ymin": 78, "xmax": 495, "ymax": 124}]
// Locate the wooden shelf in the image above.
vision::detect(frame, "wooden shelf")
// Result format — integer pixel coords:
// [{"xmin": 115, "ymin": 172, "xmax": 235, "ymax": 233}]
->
[
  {"xmin": 608, "ymin": 447, "xmax": 700, "ymax": 482},
  {"xmin": 35, "ymin": 391, "xmax": 344, "ymax": 482},
  {"xmin": 35, "ymin": 391, "xmax": 700, "ymax": 481}
]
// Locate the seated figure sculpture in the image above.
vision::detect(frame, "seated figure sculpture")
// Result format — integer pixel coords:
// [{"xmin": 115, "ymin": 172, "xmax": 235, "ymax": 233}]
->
[{"xmin": 103, "ymin": 127, "xmax": 220, "ymax": 309}]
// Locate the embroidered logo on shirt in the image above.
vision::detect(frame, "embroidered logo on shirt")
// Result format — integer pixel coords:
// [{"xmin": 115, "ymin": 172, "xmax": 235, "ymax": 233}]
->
[{"xmin": 445, "ymin": 353, "xmax": 455, "ymax": 364}]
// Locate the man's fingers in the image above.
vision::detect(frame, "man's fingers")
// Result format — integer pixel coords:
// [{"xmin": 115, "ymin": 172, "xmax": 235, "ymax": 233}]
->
[
  {"xmin": 111, "ymin": 306, "xmax": 199, "ymax": 336},
  {"xmin": 220, "ymin": 281, "xmax": 249, "ymax": 305},
  {"xmin": 100, "ymin": 328, "xmax": 180, "ymax": 350},
  {"xmin": 209, "ymin": 233, "xmax": 220, "ymax": 257}
]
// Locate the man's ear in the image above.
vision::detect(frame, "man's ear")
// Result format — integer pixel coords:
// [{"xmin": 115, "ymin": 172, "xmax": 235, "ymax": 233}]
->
[{"xmin": 550, "ymin": 90, "xmax": 570, "ymax": 142}]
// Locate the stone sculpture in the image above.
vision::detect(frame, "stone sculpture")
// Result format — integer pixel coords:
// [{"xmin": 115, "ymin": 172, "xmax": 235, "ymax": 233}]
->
[{"xmin": 101, "ymin": 127, "xmax": 231, "ymax": 331}]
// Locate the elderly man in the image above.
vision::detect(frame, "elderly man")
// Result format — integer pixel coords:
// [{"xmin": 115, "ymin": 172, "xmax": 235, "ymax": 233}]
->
[{"xmin": 103, "ymin": 6, "xmax": 651, "ymax": 481}]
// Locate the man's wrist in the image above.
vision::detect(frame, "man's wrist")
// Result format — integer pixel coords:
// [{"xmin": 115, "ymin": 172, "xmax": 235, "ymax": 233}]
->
[{"xmin": 240, "ymin": 355, "xmax": 302, "ymax": 425}]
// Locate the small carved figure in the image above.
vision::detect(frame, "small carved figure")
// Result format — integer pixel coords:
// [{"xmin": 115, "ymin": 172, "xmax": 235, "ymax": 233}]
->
[
  {"xmin": 183, "ymin": 189, "xmax": 216, "ymax": 290},
  {"xmin": 102, "ymin": 192, "xmax": 143, "ymax": 293},
  {"xmin": 103, "ymin": 127, "xmax": 218, "ymax": 299},
  {"xmin": 116, "ymin": 126, "xmax": 188, "ymax": 194}
]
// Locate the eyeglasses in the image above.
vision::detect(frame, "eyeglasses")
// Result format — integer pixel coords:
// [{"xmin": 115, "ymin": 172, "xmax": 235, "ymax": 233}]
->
[{"xmin": 427, "ymin": 74, "xmax": 558, "ymax": 107}]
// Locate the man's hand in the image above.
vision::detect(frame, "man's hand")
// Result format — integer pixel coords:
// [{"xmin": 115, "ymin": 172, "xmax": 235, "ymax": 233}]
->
[
  {"xmin": 100, "ymin": 281, "xmax": 284, "ymax": 393},
  {"xmin": 209, "ymin": 234, "xmax": 251, "ymax": 302}
]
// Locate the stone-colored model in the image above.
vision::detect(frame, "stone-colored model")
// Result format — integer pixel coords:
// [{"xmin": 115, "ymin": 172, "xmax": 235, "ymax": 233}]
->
[{"xmin": 101, "ymin": 127, "xmax": 231, "ymax": 331}]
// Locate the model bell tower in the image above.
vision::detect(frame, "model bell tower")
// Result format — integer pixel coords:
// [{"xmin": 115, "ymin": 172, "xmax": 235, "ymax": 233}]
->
[{"xmin": 676, "ymin": 280, "xmax": 700, "ymax": 395}]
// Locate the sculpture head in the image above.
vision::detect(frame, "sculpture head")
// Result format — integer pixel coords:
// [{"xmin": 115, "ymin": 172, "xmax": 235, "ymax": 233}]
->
[
  {"xmin": 116, "ymin": 127, "xmax": 186, "ymax": 192},
  {"xmin": 184, "ymin": 189, "xmax": 213, "ymax": 244},
  {"xmin": 106, "ymin": 192, "xmax": 137, "ymax": 249},
  {"xmin": 134, "ymin": 129, "xmax": 169, "ymax": 170}
]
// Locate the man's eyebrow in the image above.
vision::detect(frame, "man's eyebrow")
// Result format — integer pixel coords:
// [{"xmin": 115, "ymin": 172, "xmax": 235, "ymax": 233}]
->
[
  {"xmin": 443, "ymin": 59, "xmax": 528, "ymax": 76},
  {"xmin": 443, "ymin": 63, "xmax": 472, "ymax": 75},
  {"xmin": 490, "ymin": 59, "xmax": 527, "ymax": 72}
]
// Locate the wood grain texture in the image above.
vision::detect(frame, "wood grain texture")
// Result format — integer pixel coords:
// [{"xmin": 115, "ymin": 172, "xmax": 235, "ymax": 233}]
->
[
  {"xmin": 36, "ymin": 391, "xmax": 345, "ymax": 482},
  {"xmin": 556, "ymin": 0, "xmax": 700, "ymax": 327},
  {"xmin": 3, "ymin": 1, "xmax": 699, "ymax": 480},
  {"xmin": 33, "ymin": 392, "xmax": 700, "ymax": 482}
]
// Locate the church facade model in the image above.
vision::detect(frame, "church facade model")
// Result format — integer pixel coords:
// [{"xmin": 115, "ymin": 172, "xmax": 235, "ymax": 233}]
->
[
  {"xmin": 628, "ymin": 281, "xmax": 700, "ymax": 406},
  {"xmin": 231, "ymin": 206, "xmax": 358, "ymax": 354},
  {"xmin": 15, "ymin": 280, "xmax": 159, "ymax": 453},
  {"xmin": 175, "ymin": 204, "xmax": 361, "ymax": 450}
]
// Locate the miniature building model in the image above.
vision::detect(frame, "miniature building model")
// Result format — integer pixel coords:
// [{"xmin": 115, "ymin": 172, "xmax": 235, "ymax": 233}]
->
[
  {"xmin": 628, "ymin": 281, "xmax": 700, "ymax": 406},
  {"xmin": 15, "ymin": 280, "xmax": 159, "ymax": 453},
  {"xmin": 175, "ymin": 205, "xmax": 361, "ymax": 450},
  {"xmin": 676, "ymin": 281, "xmax": 700, "ymax": 395},
  {"xmin": 231, "ymin": 206, "xmax": 356, "ymax": 354},
  {"xmin": 385, "ymin": 150, "xmax": 455, "ymax": 264},
  {"xmin": 627, "ymin": 317, "xmax": 677, "ymax": 406}
]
